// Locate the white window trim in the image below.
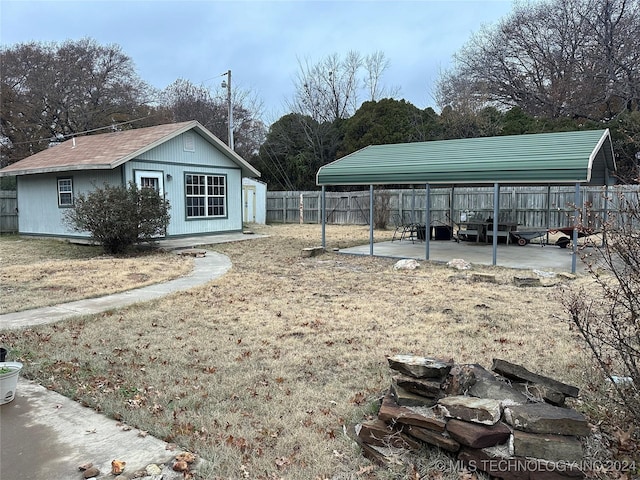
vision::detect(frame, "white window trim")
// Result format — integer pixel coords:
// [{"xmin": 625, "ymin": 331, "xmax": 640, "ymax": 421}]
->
[
  {"xmin": 185, "ymin": 174, "xmax": 227, "ymax": 219},
  {"xmin": 57, "ymin": 177, "xmax": 73, "ymax": 207},
  {"xmin": 134, "ymin": 170, "xmax": 164, "ymax": 196}
]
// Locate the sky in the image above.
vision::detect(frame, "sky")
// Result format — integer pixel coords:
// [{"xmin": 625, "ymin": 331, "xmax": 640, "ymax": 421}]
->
[{"xmin": 0, "ymin": 0, "xmax": 515, "ymax": 124}]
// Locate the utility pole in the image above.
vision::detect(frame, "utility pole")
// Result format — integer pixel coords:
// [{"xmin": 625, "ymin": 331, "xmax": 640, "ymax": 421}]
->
[{"xmin": 221, "ymin": 70, "xmax": 234, "ymax": 151}]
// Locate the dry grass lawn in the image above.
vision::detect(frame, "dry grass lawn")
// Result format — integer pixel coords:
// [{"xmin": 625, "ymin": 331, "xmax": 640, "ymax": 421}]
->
[
  {"xmin": 0, "ymin": 235, "xmax": 193, "ymax": 313},
  {"xmin": 0, "ymin": 225, "xmax": 620, "ymax": 479}
]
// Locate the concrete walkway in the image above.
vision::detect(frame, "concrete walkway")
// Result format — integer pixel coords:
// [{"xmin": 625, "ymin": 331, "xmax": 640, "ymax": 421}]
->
[
  {"xmin": 0, "ymin": 250, "xmax": 231, "ymax": 330},
  {"xmin": 0, "ymin": 238, "xmax": 246, "ymax": 480},
  {"xmin": 0, "ymin": 231, "xmax": 264, "ymax": 330},
  {"xmin": 2, "ymin": 380, "xmax": 193, "ymax": 480}
]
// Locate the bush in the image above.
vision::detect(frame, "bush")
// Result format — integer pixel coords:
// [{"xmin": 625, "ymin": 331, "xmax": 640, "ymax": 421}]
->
[
  {"xmin": 563, "ymin": 187, "xmax": 640, "ymax": 423},
  {"xmin": 64, "ymin": 182, "xmax": 170, "ymax": 254},
  {"xmin": 374, "ymin": 191, "xmax": 390, "ymax": 229}
]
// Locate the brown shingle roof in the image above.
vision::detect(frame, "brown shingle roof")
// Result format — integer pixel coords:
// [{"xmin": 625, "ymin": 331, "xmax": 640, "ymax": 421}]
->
[{"xmin": 0, "ymin": 120, "xmax": 260, "ymax": 177}]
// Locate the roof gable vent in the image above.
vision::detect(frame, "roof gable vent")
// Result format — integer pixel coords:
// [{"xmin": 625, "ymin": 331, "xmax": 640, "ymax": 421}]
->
[{"xmin": 184, "ymin": 133, "xmax": 195, "ymax": 152}]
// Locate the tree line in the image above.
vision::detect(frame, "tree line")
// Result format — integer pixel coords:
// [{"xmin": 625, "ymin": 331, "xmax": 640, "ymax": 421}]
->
[{"xmin": 1, "ymin": 0, "xmax": 639, "ymax": 189}]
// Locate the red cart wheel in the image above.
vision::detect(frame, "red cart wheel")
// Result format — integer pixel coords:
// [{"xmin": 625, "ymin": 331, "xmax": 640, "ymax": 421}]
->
[{"xmin": 517, "ymin": 237, "xmax": 528, "ymax": 246}]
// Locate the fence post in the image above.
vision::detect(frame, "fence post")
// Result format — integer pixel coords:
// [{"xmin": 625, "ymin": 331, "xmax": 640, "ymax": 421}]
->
[
  {"xmin": 369, "ymin": 186, "xmax": 374, "ymax": 255},
  {"xmin": 572, "ymin": 183, "xmax": 581, "ymax": 274},
  {"xmin": 321, "ymin": 186, "xmax": 326, "ymax": 247},
  {"xmin": 450, "ymin": 186, "xmax": 455, "ymax": 228},
  {"xmin": 299, "ymin": 193, "xmax": 303, "ymax": 224},
  {"xmin": 282, "ymin": 194, "xmax": 286, "ymax": 223},
  {"xmin": 425, "ymin": 183, "xmax": 431, "ymax": 260}
]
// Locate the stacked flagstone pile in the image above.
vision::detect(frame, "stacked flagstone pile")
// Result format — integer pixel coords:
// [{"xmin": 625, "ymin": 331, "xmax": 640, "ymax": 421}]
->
[{"xmin": 356, "ymin": 355, "xmax": 588, "ymax": 479}]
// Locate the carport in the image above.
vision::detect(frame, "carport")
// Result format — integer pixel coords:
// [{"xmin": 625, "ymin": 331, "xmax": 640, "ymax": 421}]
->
[{"xmin": 316, "ymin": 129, "xmax": 616, "ymax": 273}]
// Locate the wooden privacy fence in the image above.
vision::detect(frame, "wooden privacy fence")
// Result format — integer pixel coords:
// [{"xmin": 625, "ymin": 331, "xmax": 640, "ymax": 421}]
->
[
  {"xmin": 0, "ymin": 190, "xmax": 18, "ymax": 233},
  {"xmin": 266, "ymin": 186, "xmax": 640, "ymax": 230}
]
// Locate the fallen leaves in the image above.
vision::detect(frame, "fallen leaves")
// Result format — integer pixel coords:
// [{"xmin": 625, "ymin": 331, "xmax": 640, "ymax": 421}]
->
[
  {"xmin": 110, "ymin": 459, "xmax": 126, "ymax": 475},
  {"xmin": 225, "ymin": 434, "xmax": 250, "ymax": 453},
  {"xmin": 172, "ymin": 460, "xmax": 189, "ymax": 472},
  {"xmin": 351, "ymin": 391, "xmax": 367, "ymax": 405},
  {"xmin": 274, "ymin": 456, "xmax": 292, "ymax": 470},
  {"xmin": 614, "ymin": 426, "xmax": 635, "ymax": 450},
  {"xmin": 357, "ymin": 465, "xmax": 375, "ymax": 475}
]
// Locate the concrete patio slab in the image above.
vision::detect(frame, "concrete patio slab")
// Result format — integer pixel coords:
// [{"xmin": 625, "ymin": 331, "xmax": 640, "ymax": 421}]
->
[{"xmin": 339, "ymin": 238, "xmax": 592, "ymax": 273}]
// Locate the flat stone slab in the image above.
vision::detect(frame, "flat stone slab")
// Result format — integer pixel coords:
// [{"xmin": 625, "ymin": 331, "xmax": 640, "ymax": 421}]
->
[
  {"xmin": 438, "ymin": 395, "xmax": 502, "ymax": 425},
  {"xmin": 513, "ymin": 383, "xmax": 566, "ymax": 406},
  {"xmin": 178, "ymin": 249, "xmax": 206, "ymax": 257},
  {"xmin": 513, "ymin": 276, "xmax": 542, "ymax": 287},
  {"xmin": 403, "ymin": 424, "xmax": 460, "ymax": 452},
  {"xmin": 492, "ymin": 359, "xmax": 580, "ymax": 398},
  {"xmin": 356, "ymin": 441, "xmax": 405, "ymax": 467},
  {"xmin": 356, "ymin": 419, "xmax": 422, "ymax": 452},
  {"xmin": 387, "ymin": 355, "xmax": 453, "ymax": 379},
  {"xmin": 458, "ymin": 446, "xmax": 585, "ymax": 480},
  {"xmin": 443, "ymin": 364, "xmax": 478, "ymax": 395},
  {"xmin": 471, "ymin": 272, "xmax": 497, "ymax": 283},
  {"xmin": 458, "ymin": 446, "xmax": 528, "ymax": 480},
  {"xmin": 392, "ymin": 373, "xmax": 443, "ymax": 398},
  {"xmin": 529, "ymin": 460, "xmax": 585, "ymax": 479},
  {"xmin": 466, "ymin": 364, "xmax": 529, "ymax": 405},
  {"xmin": 391, "ymin": 382, "xmax": 439, "ymax": 408},
  {"xmin": 504, "ymin": 403, "xmax": 590, "ymax": 436},
  {"xmin": 301, "ymin": 246, "xmax": 325, "ymax": 257},
  {"xmin": 512, "ymin": 430, "xmax": 583, "ymax": 464},
  {"xmin": 377, "ymin": 394, "xmax": 446, "ymax": 432},
  {"xmin": 446, "ymin": 418, "xmax": 511, "ymax": 449}
]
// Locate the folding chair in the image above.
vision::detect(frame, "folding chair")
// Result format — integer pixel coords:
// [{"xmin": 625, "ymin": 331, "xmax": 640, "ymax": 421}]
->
[
  {"xmin": 393, "ymin": 212, "xmax": 423, "ymax": 243},
  {"xmin": 391, "ymin": 213, "xmax": 407, "ymax": 241},
  {"xmin": 390, "ymin": 213, "xmax": 408, "ymax": 241}
]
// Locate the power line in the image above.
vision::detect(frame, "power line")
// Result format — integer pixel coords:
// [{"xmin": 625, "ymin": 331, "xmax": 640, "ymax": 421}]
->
[{"xmin": 7, "ymin": 115, "xmax": 159, "ymax": 147}]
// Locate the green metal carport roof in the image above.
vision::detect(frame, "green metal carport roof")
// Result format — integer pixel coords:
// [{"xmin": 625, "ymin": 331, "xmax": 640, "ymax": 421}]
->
[{"xmin": 316, "ymin": 129, "xmax": 616, "ymax": 186}]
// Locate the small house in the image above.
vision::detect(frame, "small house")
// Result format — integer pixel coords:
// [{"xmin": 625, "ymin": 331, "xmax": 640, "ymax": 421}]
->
[{"xmin": 0, "ymin": 121, "xmax": 260, "ymax": 239}]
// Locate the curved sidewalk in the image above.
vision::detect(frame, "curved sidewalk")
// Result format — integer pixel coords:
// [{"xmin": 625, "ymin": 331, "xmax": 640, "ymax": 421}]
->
[{"xmin": 0, "ymin": 250, "xmax": 231, "ymax": 330}]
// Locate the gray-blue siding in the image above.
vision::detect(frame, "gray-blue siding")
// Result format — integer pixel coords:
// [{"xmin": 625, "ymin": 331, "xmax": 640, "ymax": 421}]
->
[{"xmin": 16, "ymin": 131, "xmax": 245, "ymax": 238}]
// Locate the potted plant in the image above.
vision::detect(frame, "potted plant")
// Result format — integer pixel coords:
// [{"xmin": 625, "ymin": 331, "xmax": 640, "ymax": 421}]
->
[{"xmin": 0, "ymin": 361, "xmax": 23, "ymax": 405}]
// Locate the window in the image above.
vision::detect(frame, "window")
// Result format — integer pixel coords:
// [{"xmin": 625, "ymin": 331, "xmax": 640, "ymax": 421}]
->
[
  {"xmin": 185, "ymin": 174, "xmax": 226, "ymax": 218},
  {"xmin": 139, "ymin": 176, "xmax": 160, "ymax": 191},
  {"xmin": 134, "ymin": 170, "xmax": 164, "ymax": 196},
  {"xmin": 57, "ymin": 178, "xmax": 73, "ymax": 206}
]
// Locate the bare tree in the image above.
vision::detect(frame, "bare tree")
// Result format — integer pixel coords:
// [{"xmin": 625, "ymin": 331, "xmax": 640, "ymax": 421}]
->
[
  {"xmin": 161, "ymin": 79, "xmax": 227, "ymax": 137},
  {"xmin": 564, "ymin": 188, "xmax": 640, "ymax": 423},
  {"xmin": 583, "ymin": 0, "xmax": 640, "ymax": 114},
  {"xmin": 1, "ymin": 38, "xmax": 153, "ymax": 166},
  {"xmin": 436, "ymin": 0, "xmax": 640, "ymax": 120},
  {"xmin": 159, "ymin": 79, "xmax": 266, "ymax": 160},
  {"xmin": 363, "ymin": 51, "xmax": 399, "ymax": 101},
  {"xmin": 291, "ymin": 51, "xmax": 363, "ymax": 123},
  {"xmin": 279, "ymin": 50, "xmax": 398, "ymax": 184}
]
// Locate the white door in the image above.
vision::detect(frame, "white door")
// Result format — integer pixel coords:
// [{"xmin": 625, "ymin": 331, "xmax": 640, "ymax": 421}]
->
[
  {"xmin": 243, "ymin": 185, "xmax": 256, "ymax": 223},
  {"xmin": 134, "ymin": 170, "xmax": 166, "ymax": 237}
]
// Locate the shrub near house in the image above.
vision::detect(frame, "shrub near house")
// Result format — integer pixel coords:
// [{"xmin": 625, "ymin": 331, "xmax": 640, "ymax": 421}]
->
[{"xmin": 65, "ymin": 181, "xmax": 170, "ymax": 254}]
